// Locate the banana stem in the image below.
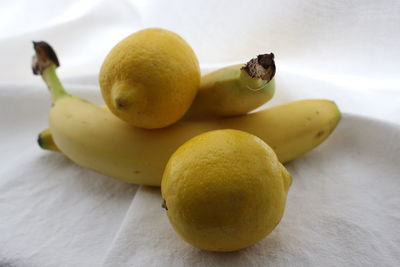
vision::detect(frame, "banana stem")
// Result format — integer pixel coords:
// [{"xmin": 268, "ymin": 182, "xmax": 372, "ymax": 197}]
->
[
  {"xmin": 241, "ymin": 53, "xmax": 276, "ymax": 83},
  {"xmin": 32, "ymin": 41, "xmax": 69, "ymax": 102},
  {"xmin": 238, "ymin": 70, "xmax": 268, "ymax": 91},
  {"xmin": 43, "ymin": 64, "xmax": 69, "ymax": 102},
  {"xmin": 238, "ymin": 53, "xmax": 276, "ymax": 91}
]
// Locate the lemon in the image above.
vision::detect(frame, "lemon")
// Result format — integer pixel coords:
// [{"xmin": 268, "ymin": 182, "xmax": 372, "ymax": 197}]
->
[
  {"xmin": 99, "ymin": 28, "xmax": 200, "ymax": 129},
  {"xmin": 161, "ymin": 129, "xmax": 292, "ymax": 252}
]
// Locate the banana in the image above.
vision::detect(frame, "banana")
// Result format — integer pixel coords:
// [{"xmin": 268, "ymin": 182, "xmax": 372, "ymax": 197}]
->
[
  {"xmin": 185, "ymin": 53, "xmax": 275, "ymax": 118},
  {"xmin": 37, "ymin": 128, "xmax": 60, "ymax": 152},
  {"xmin": 33, "ymin": 41, "xmax": 341, "ymax": 186}
]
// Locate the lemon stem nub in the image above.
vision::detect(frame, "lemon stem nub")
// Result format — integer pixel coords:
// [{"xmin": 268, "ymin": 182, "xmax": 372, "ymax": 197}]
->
[
  {"xmin": 111, "ymin": 82, "xmax": 135, "ymax": 110},
  {"xmin": 32, "ymin": 41, "xmax": 69, "ymax": 103}
]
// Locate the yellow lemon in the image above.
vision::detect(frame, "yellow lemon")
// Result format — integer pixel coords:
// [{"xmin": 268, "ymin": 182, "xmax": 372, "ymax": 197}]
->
[
  {"xmin": 161, "ymin": 129, "xmax": 292, "ymax": 252},
  {"xmin": 99, "ymin": 28, "xmax": 200, "ymax": 129}
]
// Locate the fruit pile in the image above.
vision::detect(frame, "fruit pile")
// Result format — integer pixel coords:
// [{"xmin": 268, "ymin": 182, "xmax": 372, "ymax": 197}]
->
[{"xmin": 32, "ymin": 28, "xmax": 340, "ymax": 252}]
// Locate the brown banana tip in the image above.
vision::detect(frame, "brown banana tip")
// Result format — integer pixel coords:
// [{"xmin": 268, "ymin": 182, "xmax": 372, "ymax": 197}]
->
[
  {"xmin": 37, "ymin": 132, "xmax": 44, "ymax": 149},
  {"xmin": 241, "ymin": 53, "xmax": 276, "ymax": 82},
  {"xmin": 162, "ymin": 199, "xmax": 168, "ymax": 210},
  {"xmin": 32, "ymin": 41, "xmax": 60, "ymax": 75}
]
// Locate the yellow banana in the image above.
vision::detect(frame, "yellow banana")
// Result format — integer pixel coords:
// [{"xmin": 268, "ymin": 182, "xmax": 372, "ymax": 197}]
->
[
  {"xmin": 185, "ymin": 53, "xmax": 276, "ymax": 118},
  {"xmin": 33, "ymin": 41, "xmax": 340, "ymax": 186},
  {"xmin": 37, "ymin": 105, "xmax": 107, "ymax": 152}
]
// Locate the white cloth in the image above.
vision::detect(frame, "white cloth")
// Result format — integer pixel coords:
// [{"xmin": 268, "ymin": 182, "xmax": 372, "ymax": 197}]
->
[{"xmin": 1, "ymin": 1, "xmax": 400, "ymax": 266}]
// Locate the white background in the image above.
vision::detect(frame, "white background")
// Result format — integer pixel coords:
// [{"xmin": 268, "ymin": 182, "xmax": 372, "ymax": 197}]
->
[
  {"xmin": 1, "ymin": 0, "xmax": 399, "ymax": 122},
  {"xmin": 1, "ymin": 1, "xmax": 399, "ymax": 266}
]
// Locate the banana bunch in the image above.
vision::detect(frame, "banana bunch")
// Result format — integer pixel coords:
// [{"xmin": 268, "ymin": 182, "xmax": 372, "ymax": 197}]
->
[{"xmin": 33, "ymin": 41, "xmax": 340, "ymax": 186}]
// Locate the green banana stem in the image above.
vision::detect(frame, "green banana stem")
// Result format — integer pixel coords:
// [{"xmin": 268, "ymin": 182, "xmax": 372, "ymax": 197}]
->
[
  {"xmin": 32, "ymin": 41, "xmax": 69, "ymax": 102},
  {"xmin": 43, "ymin": 65, "xmax": 69, "ymax": 102}
]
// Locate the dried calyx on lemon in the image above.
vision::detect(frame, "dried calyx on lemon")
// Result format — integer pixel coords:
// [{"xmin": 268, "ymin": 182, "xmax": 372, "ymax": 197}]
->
[
  {"xmin": 161, "ymin": 129, "xmax": 292, "ymax": 252},
  {"xmin": 100, "ymin": 28, "xmax": 200, "ymax": 129}
]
